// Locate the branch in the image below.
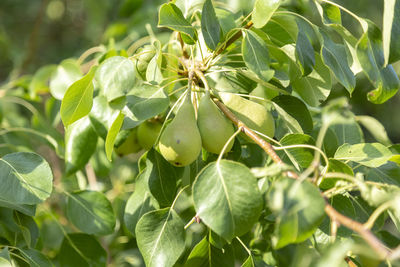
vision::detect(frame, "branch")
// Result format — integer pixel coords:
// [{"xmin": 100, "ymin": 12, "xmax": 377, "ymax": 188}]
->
[{"xmin": 213, "ymin": 98, "xmax": 391, "ymax": 259}]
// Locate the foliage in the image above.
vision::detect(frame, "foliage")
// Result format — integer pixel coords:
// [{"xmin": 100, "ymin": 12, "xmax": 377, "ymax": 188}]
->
[{"xmin": 1, "ymin": 0, "xmax": 400, "ymax": 266}]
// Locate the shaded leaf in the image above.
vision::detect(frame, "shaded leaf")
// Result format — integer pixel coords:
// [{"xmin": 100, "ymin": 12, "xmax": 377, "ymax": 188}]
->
[
  {"xmin": 0, "ymin": 152, "xmax": 52, "ymax": 205},
  {"xmin": 185, "ymin": 237, "xmax": 234, "ymax": 267},
  {"xmin": 201, "ymin": 0, "xmax": 220, "ymax": 50},
  {"xmin": 334, "ymin": 143, "xmax": 393, "ymax": 167},
  {"xmin": 366, "ymin": 162, "xmax": 400, "ymax": 186},
  {"xmin": 356, "ymin": 115, "xmax": 392, "ymax": 146},
  {"xmin": 66, "ymin": 190, "xmax": 116, "ymax": 235},
  {"xmin": 19, "ymin": 249, "xmax": 53, "ymax": 267}
]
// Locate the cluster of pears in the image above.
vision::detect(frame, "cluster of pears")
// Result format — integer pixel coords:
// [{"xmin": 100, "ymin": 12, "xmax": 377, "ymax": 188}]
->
[{"xmin": 158, "ymin": 90, "xmax": 275, "ymax": 167}]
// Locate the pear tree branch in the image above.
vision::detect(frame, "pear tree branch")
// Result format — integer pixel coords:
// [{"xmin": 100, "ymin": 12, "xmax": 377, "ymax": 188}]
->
[{"xmin": 212, "ymin": 98, "xmax": 391, "ymax": 260}]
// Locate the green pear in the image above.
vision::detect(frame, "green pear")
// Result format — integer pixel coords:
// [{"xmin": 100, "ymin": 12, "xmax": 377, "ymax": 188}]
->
[
  {"xmin": 197, "ymin": 91, "xmax": 235, "ymax": 154},
  {"xmin": 137, "ymin": 120, "xmax": 163, "ymax": 150},
  {"xmin": 219, "ymin": 92, "xmax": 275, "ymax": 140},
  {"xmin": 159, "ymin": 94, "xmax": 202, "ymax": 166},
  {"xmin": 115, "ymin": 128, "xmax": 142, "ymax": 156}
]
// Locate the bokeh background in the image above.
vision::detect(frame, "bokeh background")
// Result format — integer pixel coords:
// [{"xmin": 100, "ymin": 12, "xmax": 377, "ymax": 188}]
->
[{"xmin": 0, "ymin": 0, "xmax": 399, "ymax": 142}]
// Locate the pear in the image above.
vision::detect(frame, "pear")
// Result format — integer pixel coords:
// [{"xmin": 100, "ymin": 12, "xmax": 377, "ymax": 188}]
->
[
  {"xmin": 137, "ymin": 120, "xmax": 163, "ymax": 150},
  {"xmin": 219, "ymin": 92, "xmax": 275, "ymax": 139},
  {"xmin": 115, "ymin": 128, "xmax": 142, "ymax": 156},
  {"xmin": 159, "ymin": 94, "xmax": 202, "ymax": 166},
  {"xmin": 197, "ymin": 91, "xmax": 235, "ymax": 154}
]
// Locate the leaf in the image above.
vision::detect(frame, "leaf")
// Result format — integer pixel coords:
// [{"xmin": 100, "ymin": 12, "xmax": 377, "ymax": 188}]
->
[
  {"xmin": 295, "ymin": 25, "xmax": 315, "ymax": 76},
  {"xmin": 366, "ymin": 162, "xmax": 400, "ymax": 186},
  {"xmin": 272, "ymin": 95, "xmax": 313, "ymax": 134},
  {"xmin": 0, "ymin": 199, "xmax": 36, "ymax": 216},
  {"xmin": 136, "ymin": 208, "xmax": 185, "ymax": 267},
  {"xmin": 0, "ymin": 248, "xmax": 12, "ymax": 267},
  {"xmin": 201, "ymin": 0, "xmax": 220, "ymax": 50},
  {"xmin": 158, "ymin": 3, "xmax": 197, "ymax": 44},
  {"xmin": 184, "ymin": 237, "xmax": 234, "ymax": 267},
  {"xmin": 329, "ymin": 117, "xmax": 364, "ymax": 146},
  {"xmin": 215, "ymin": 8, "xmax": 236, "ymax": 35},
  {"xmin": 49, "ymin": 59, "xmax": 82, "ymax": 100},
  {"xmin": 383, "ymin": 0, "xmax": 400, "ymax": 64},
  {"xmin": 320, "ymin": 159, "xmax": 353, "ymax": 190},
  {"xmin": 252, "ymin": 0, "xmax": 281, "ymax": 28},
  {"xmin": 242, "ymin": 30, "xmax": 274, "ymax": 82},
  {"xmin": 145, "ymin": 55, "xmax": 163, "ymax": 83},
  {"xmin": 13, "ymin": 211, "xmax": 39, "ymax": 248},
  {"xmin": 89, "ymin": 95, "xmax": 120, "ymax": 139},
  {"xmin": 356, "ymin": 21, "xmax": 400, "ymax": 104},
  {"xmin": 105, "ymin": 112, "xmax": 124, "ymax": 161},
  {"xmin": 0, "ymin": 152, "xmax": 53, "ymax": 205},
  {"xmin": 313, "ymin": 240, "xmax": 354, "ymax": 267},
  {"xmin": 124, "ymin": 171, "xmax": 159, "ymax": 237},
  {"xmin": 123, "ymin": 84, "xmax": 169, "ymax": 129},
  {"xmin": 61, "ymin": 66, "xmax": 97, "ymax": 127},
  {"xmin": 292, "ymin": 53, "xmax": 331, "ymax": 106},
  {"xmin": 267, "ymin": 178, "xmax": 325, "ymax": 249},
  {"xmin": 29, "ymin": 64, "xmax": 57, "ymax": 98},
  {"xmin": 19, "ymin": 249, "xmax": 53, "ymax": 267},
  {"xmin": 193, "ymin": 160, "xmax": 263, "ymax": 241},
  {"xmin": 65, "ymin": 117, "xmax": 98, "ymax": 175},
  {"xmin": 334, "ymin": 143, "xmax": 393, "ymax": 168},
  {"xmin": 356, "ymin": 115, "xmax": 392, "ymax": 145},
  {"xmin": 278, "ymin": 134, "xmax": 316, "ymax": 170},
  {"xmin": 59, "ymin": 233, "xmax": 107, "ymax": 267},
  {"xmin": 321, "ymin": 32, "xmax": 355, "ymax": 94},
  {"xmin": 144, "ymin": 149, "xmax": 179, "ymax": 207},
  {"xmin": 66, "ymin": 190, "xmax": 116, "ymax": 235},
  {"xmin": 95, "ymin": 56, "xmax": 136, "ymax": 102}
]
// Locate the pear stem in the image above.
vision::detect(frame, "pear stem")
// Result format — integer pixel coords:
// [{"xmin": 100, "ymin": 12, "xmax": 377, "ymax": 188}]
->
[{"xmin": 212, "ymin": 98, "xmax": 391, "ymax": 260}]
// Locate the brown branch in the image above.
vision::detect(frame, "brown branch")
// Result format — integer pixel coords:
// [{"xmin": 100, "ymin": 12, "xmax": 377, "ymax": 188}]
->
[{"xmin": 213, "ymin": 98, "xmax": 391, "ymax": 260}]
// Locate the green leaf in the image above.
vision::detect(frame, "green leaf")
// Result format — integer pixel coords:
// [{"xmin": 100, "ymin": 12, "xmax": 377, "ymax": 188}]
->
[
  {"xmin": 334, "ymin": 143, "xmax": 393, "ymax": 167},
  {"xmin": 329, "ymin": 117, "xmax": 364, "ymax": 146},
  {"xmin": 29, "ymin": 64, "xmax": 57, "ymax": 98},
  {"xmin": 145, "ymin": 55, "xmax": 163, "ymax": 84},
  {"xmin": 278, "ymin": 134, "xmax": 316, "ymax": 170},
  {"xmin": 158, "ymin": 3, "xmax": 197, "ymax": 44},
  {"xmin": 19, "ymin": 249, "xmax": 53, "ymax": 267},
  {"xmin": 49, "ymin": 59, "xmax": 82, "ymax": 100},
  {"xmin": 0, "ymin": 152, "xmax": 52, "ymax": 205},
  {"xmin": 252, "ymin": 0, "xmax": 281, "ymax": 28},
  {"xmin": 242, "ymin": 30, "xmax": 274, "ymax": 82},
  {"xmin": 356, "ymin": 115, "xmax": 392, "ymax": 145},
  {"xmin": 66, "ymin": 190, "xmax": 116, "ymax": 235},
  {"xmin": 123, "ymin": 84, "xmax": 169, "ymax": 129},
  {"xmin": 272, "ymin": 95, "xmax": 313, "ymax": 134},
  {"xmin": 136, "ymin": 208, "xmax": 185, "ymax": 267},
  {"xmin": 0, "ymin": 199, "xmax": 36, "ymax": 216},
  {"xmin": 292, "ymin": 53, "xmax": 332, "ymax": 106},
  {"xmin": 201, "ymin": 0, "xmax": 220, "ymax": 50},
  {"xmin": 0, "ymin": 248, "xmax": 12, "ymax": 267},
  {"xmin": 59, "ymin": 233, "xmax": 107, "ymax": 267},
  {"xmin": 366, "ymin": 162, "xmax": 400, "ymax": 186},
  {"xmin": 124, "ymin": 171, "xmax": 159, "ymax": 237},
  {"xmin": 184, "ymin": 237, "xmax": 234, "ymax": 267},
  {"xmin": 65, "ymin": 117, "xmax": 98, "ymax": 174},
  {"xmin": 321, "ymin": 32, "xmax": 355, "ymax": 94},
  {"xmin": 144, "ymin": 149, "xmax": 179, "ymax": 207},
  {"xmin": 105, "ymin": 112, "xmax": 124, "ymax": 161},
  {"xmin": 89, "ymin": 95, "xmax": 120, "ymax": 139},
  {"xmin": 295, "ymin": 25, "xmax": 315, "ymax": 76},
  {"xmin": 313, "ymin": 240, "xmax": 354, "ymax": 267},
  {"xmin": 61, "ymin": 66, "xmax": 97, "ymax": 127},
  {"xmin": 193, "ymin": 160, "xmax": 263, "ymax": 241},
  {"xmin": 383, "ymin": 0, "xmax": 400, "ymax": 64},
  {"xmin": 95, "ymin": 56, "xmax": 136, "ymax": 102},
  {"xmin": 267, "ymin": 178, "xmax": 325, "ymax": 249},
  {"xmin": 215, "ymin": 8, "xmax": 236, "ymax": 35},
  {"xmin": 14, "ymin": 211, "xmax": 39, "ymax": 248},
  {"xmin": 356, "ymin": 21, "xmax": 400, "ymax": 104},
  {"xmin": 320, "ymin": 159, "xmax": 353, "ymax": 190}
]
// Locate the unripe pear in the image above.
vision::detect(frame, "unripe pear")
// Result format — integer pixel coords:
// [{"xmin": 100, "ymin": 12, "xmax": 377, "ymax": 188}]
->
[
  {"xmin": 198, "ymin": 91, "xmax": 235, "ymax": 154},
  {"xmin": 137, "ymin": 120, "xmax": 163, "ymax": 150},
  {"xmin": 159, "ymin": 94, "xmax": 202, "ymax": 166},
  {"xmin": 115, "ymin": 128, "xmax": 142, "ymax": 156},
  {"xmin": 219, "ymin": 92, "xmax": 275, "ymax": 140}
]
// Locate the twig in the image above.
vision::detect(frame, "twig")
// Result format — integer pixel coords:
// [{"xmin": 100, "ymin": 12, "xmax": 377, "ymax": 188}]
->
[
  {"xmin": 212, "ymin": 98, "xmax": 391, "ymax": 260},
  {"xmin": 85, "ymin": 164, "xmax": 98, "ymax": 191}
]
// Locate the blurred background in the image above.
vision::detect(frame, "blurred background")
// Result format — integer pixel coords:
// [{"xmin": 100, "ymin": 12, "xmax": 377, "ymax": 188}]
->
[{"xmin": 0, "ymin": 0, "xmax": 399, "ymax": 142}]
